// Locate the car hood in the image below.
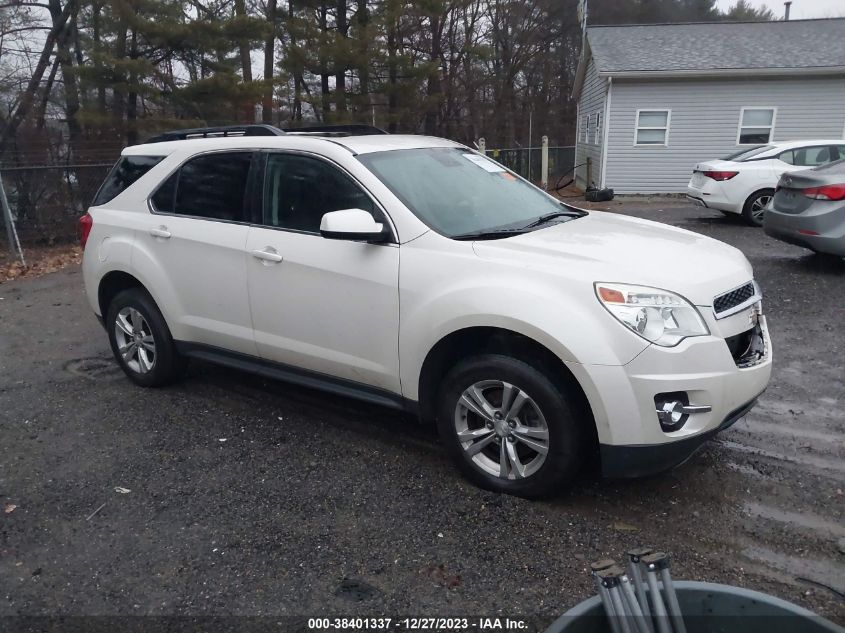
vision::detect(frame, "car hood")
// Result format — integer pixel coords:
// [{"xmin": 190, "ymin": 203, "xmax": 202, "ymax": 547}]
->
[{"xmin": 472, "ymin": 210, "xmax": 753, "ymax": 307}]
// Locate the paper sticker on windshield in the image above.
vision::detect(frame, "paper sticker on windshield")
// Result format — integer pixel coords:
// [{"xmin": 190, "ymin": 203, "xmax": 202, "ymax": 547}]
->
[{"xmin": 462, "ymin": 153, "xmax": 506, "ymax": 173}]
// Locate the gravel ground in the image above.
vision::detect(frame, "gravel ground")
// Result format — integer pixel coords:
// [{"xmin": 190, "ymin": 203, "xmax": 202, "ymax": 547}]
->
[{"xmin": 1, "ymin": 202, "xmax": 843, "ymax": 630}]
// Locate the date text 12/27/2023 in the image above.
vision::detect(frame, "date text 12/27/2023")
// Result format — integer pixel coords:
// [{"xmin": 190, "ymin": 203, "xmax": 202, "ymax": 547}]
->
[{"xmin": 307, "ymin": 617, "xmax": 530, "ymax": 631}]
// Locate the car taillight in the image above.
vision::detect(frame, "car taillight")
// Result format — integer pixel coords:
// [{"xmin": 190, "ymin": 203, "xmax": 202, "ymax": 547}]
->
[
  {"xmin": 802, "ymin": 184, "xmax": 845, "ymax": 201},
  {"xmin": 78, "ymin": 213, "xmax": 93, "ymax": 249},
  {"xmin": 703, "ymin": 170, "xmax": 739, "ymax": 181}
]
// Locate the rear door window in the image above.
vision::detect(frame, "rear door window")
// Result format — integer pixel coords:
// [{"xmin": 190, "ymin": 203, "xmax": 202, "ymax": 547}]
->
[
  {"xmin": 779, "ymin": 146, "xmax": 834, "ymax": 167},
  {"xmin": 150, "ymin": 152, "xmax": 253, "ymax": 222},
  {"xmin": 92, "ymin": 155, "xmax": 163, "ymax": 206}
]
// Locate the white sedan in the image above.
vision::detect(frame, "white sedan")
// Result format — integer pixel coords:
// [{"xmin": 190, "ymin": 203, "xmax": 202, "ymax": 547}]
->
[{"xmin": 686, "ymin": 140, "xmax": 845, "ymax": 226}]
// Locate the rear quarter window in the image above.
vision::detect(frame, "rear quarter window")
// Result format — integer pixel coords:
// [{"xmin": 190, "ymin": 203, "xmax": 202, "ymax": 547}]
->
[{"xmin": 92, "ymin": 156, "xmax": 164, "ymax": 206}]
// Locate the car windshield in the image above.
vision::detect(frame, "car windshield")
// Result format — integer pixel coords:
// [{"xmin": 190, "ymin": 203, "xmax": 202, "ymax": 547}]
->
[
  {"xmin": 357, "ymin": 147, "xmax": 583, "ymax": 238},
  {"xmin": 722, "ymin": 145, "xmax": 774, "ymax": 161}
]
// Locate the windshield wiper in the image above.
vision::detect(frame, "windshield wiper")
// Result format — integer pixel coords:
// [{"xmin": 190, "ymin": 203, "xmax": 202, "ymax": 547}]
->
[
  {"xmin": 520, "ymin": 210, "xmax": 582, "ymax": 230},
  {"xmin": 451, "ymin": 228, "xmax": 528, "ymax": 241}
]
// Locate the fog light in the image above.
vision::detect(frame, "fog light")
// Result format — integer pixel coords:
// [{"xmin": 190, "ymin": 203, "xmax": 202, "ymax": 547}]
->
[{"xmin": 654, "ymin": 392, "xmax": 712, "ymax": 432}]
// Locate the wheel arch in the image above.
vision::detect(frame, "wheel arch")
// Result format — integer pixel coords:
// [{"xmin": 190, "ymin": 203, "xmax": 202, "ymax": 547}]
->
[
  {"xmin": 416, "ymin": 326, "xmax": 597, "ymax": 445},
  {"xmin": 97, "ymin": 269, "xmax": 171, "ymax": 328},
  {"xmin": 98, "ymin": 270, "xmax": 148, "ymax": 318},
  {"xmin": 743, "ymin": 186, "xmax": 775, "ymax": 209}
]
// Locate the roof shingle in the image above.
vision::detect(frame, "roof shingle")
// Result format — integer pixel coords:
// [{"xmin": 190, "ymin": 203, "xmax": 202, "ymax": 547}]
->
[{"xmin": 587, "ymin": 19, "xmax": 845, "ymax": 73}]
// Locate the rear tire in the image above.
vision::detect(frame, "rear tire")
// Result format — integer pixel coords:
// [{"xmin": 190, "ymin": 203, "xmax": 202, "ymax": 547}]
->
[
  {"xmin": 742, "ymin": 189, "xmax": 774, "ymax": 227},
  {"xmin": 435, "ymin": 354, "xmax": 585, "ymax": 498},
  {"xmin": 106, "ymin": 288, "xmax": 185, "ymax": 387}
]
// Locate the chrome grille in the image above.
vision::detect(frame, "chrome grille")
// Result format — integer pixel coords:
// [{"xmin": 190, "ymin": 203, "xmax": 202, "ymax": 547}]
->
[{"xmin": 714, "ymin": 282, "xmax": 756, "ymax": 316}]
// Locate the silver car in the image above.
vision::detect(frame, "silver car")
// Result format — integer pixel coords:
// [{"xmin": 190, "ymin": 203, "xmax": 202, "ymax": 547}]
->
[{"xmin": 764, "ymin": 159, "xmax": 845, "ymax": 257}]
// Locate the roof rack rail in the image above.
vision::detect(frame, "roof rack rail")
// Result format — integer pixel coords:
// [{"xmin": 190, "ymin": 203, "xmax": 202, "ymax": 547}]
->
[
  {"xmin": 281, "ymin": 124, "xmax": 388, "ymax": 136},
  {"xmin": 145, "ymin": 124, "xmax": 285, "ymax": 144}
]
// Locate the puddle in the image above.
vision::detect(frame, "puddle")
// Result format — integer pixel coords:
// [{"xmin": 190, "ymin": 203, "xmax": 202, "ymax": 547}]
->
[
  {"xmin": 64, "ymin": 357, "xmax": 122, "ymax": 381},
  {"xmin": 334, "ymin": 577, "xmax": 380, "ymax": 602}
]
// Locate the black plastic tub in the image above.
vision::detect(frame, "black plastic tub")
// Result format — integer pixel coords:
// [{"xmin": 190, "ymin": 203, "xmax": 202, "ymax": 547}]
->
[{"xmin": 545, "ymin": 581, "xmax": 844, "ymax": 633}]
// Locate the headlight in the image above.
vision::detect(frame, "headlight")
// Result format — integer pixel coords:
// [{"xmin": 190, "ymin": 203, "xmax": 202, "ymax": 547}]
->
[{"xmin": 595, "ymin": 283, "xmax": 709, "ymax": 347}]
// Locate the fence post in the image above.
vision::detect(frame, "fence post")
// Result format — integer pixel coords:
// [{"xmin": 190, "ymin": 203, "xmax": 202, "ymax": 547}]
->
[
  {"xmin": 0, "ymin": 173, "xmax": 25, "ymax": 265},
  {"xmin": 478, "ymin": 137, "xmax": 486, "ymax": 154},
  {"xmin": 541, "ymin": 136, "xmax": 549, "ymax": 190}
]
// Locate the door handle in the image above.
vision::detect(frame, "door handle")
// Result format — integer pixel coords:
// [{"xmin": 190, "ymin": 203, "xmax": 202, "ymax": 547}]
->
[
  {"xmin": 149, "ymin": 226, "xmax": 171, "ymax": 239},
  {"xmin": 251, "ymin": 247, "xmax": 283, "ymax": 263}
]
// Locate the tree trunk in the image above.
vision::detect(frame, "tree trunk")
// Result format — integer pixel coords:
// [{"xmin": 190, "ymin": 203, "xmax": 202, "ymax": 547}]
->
[
  {"xmin": 50, "ymin": 0, "xmax": 82, "ymax": 154},
  {"xmin": 234, "ymin": 0, "xmax": 253, "ymax": 83},
  {"xmin": 126, "ymin": 27, "xmax": 139, "ymax": 145},
  {"xmin": 386, "ymin": 5, "xmax": 398, "ymax": 133},
  {"xmin": 424, "ymin": 14, "xmax": 442, "ymax": 136},
  {"xmin": 288, "ymin": 3, "xmax": 302, "ymax": 121},
  {"xmin": 262, "ymin": 0, "xmax": 277, "ymax": 123},
  {"xmin": 92, "ymin": 1, "xmax": 106, "ymax": 116},
  {"xmin": 335, "ymin": 0, "xmax": 347, "ymax": 113},
  {"xmin": 319, "ymin": 3, "xmax": 330, "ymax": 119},
  {"xmin": 113, "ymin": 11, "xmax": 128, "ymax": 130},
  {"xmin": 0, "ymin": 0, "xmax": 74, "ymax": 154},
  {"xmin": 356, "ymin": 0, "xmax": 368, "ymax": 107},
  {"xmin": 37, "ymin": 56, "xmax": 62, "ymax": 129}
]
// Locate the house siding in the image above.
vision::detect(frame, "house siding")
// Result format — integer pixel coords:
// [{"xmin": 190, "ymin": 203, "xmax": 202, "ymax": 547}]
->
[
  {"xmin": 604, "ymin": 75, "xmax": 845, "ymax": 194},
  {"xmin": 575, "ymin": 57, "xmax": 607, "ymax": 189}
]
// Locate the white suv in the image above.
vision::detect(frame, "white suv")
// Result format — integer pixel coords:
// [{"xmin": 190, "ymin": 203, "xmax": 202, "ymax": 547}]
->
[{"xmin": 81, "ymin": 125, "xmax": 772, "ymax": 497}]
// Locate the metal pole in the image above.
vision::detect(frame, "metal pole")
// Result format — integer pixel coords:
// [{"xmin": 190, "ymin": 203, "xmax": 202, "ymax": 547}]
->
[
  {"xmin": 642, "ymin": 552, "xmax": 685, "ymax": 633},
  {"xmin": 660, "ymin": 567, "xmax": 686, "ymax": 633},
  {"xmin": 643, "ymin": 562, "xmax": 672, "ymax": 633},
  {"xmin": 541, "ymin": 135, "xmax": 549, "ymax": 190},
  {"xmin": 0, "ymin": 171, "xmax": 25, "ymax": 265},
  {"xmin": 591, "ymin": 560, "xmax": 621, "ymax": 633},
  {"xmin": 620, "ymin": 575, "xmax": 652, "ymax": 633},
  {"xmin": 527, "ymin": 111, "xmax": 532, "ymax": 181},
  {"xmin": 599, "ymin": 568, "xmax": 633, "ymax": 633},
  {"xmin": 627, "ymin": 548, "xmax": 654, "ymax": 633}
]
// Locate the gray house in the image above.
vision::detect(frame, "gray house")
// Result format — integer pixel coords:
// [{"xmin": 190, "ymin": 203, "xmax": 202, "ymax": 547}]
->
[{"xmin": 572, "ymin": 19, "xmax": 845, "ymax": 194}]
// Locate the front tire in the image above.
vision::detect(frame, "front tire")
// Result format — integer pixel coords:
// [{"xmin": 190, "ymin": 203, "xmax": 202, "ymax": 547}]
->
[
  {"xmin": 106, "ymin": 288, "xmax": 185, "ymax": 387},
  {"xmin": 436, "ymin": 354, "xmax": 585, "ymax": 498},
  {"xmin": 742, "ymin": 189, "xmax": 774, "ymax": 227}
]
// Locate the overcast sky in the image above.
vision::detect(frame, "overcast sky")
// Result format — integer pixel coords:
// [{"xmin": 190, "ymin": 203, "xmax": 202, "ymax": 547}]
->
[{"xmin": 716, "ymin": 0, "xmax": 845, "ymax": 19}]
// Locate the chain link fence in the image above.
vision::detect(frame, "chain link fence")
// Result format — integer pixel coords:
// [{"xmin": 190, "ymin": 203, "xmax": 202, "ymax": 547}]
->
[
  {"xmin": 0, "ymin": 143, "xmax": 576, "ymax": 257},
  {"xmin": 485, "ymin": 146, "xmax": 575, "ymax": 186},
  {"xmin": 0, "ymin": 164, "xmax": 113, "ymax": 251}
]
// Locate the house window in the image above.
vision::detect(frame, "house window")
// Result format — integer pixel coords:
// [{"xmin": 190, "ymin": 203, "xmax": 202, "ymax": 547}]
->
[
  {"xmin": 594, "ymin": 112, "xmax": 602, "ymax": 145},
  {"xmin": 738, "ymin": 108, "xmax": 776, "ymax": 145},
  {"xmin": 635, "ymin": 110, "xmax": 670, "ymax": 146},
  {"xmin": 582, "ymin": 115, "xmax": 589, "ymax": 143}
]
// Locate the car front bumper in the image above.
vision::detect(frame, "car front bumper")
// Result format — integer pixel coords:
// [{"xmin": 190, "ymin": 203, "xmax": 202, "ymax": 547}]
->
[
  {"xmin": 599, "ymin": 395, "xmax": 760, "ymax": 478},
  {"xmin": 566, "ymin": 307, "xmax": 772, "ymax": 478},
  {"xmin": 764, "ymin": 206, "xmax": 845, "ymax": 257}
]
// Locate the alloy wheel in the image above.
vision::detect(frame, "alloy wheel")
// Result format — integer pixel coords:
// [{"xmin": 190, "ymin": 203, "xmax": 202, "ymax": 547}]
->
[
  {"xmin": 454, "ymin": 380, "xmax": 549, "ymax": 480},
  {"xmin": 751, "ymin": 194, "xmax": 772, "ymax": 223},
  {"xmin": 114, "ymin": 306, "xmax": 156, "ymax": 374}
]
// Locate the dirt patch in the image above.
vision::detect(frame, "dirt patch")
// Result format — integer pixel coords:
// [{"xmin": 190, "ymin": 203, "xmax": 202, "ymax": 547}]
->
[{"xmin": 0, "ymin": 244, "xmax": 82, "ymax": 283}]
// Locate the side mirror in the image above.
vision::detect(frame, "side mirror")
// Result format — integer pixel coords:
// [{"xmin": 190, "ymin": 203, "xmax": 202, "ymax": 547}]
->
[{"xmin": 319, "ymin": 209, "xmax": 388, "ymax": 242}]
